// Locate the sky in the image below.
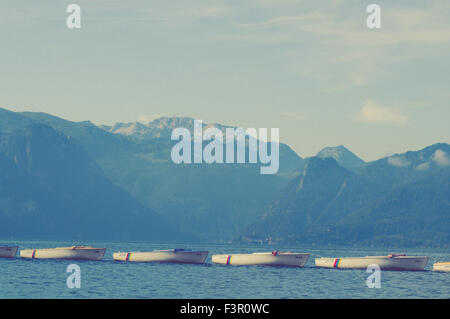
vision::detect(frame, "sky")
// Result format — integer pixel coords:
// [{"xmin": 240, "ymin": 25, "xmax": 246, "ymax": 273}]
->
[{"xmin": 0, "ymin": 0, "xmax": 449, "ymax": 161}]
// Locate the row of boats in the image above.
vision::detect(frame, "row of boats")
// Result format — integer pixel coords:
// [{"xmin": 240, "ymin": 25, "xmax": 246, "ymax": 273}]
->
[{"xmin": 1, "ymin": 245, "xmax": 449, "ymax": 272}]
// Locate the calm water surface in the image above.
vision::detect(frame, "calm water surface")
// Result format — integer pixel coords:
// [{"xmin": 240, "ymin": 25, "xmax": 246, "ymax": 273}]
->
[{"xmin": 1, "ymin": 240, "xmax": 449, "ymax": 299}]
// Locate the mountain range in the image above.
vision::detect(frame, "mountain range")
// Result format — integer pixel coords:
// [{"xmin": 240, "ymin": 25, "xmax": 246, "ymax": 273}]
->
[
  {"xmin": 0, "ymin": 122, "xmax": 182, "ymax": 242},
  {"xmin": 0, "ymin": 107, "xmax": 448, "ymax": 247},
  {"xmin": 242, "ymin": 143, "xmax": 450, "ymax": 247}
]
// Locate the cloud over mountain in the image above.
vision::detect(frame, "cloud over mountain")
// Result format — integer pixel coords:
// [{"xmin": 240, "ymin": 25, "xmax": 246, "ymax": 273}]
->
[{"xmin": 356, "ymin": 100, "xmax": 407, "ymax": 126}]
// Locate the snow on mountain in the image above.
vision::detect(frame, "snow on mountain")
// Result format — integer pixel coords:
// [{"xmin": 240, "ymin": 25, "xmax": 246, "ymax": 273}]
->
[
  {"xmin": 106, "ymin": 117, "xmax": 234, "ymax": 140},
  {"xmin": 316, "ymin": 145, "xmax": 365, "ymax": 170}
]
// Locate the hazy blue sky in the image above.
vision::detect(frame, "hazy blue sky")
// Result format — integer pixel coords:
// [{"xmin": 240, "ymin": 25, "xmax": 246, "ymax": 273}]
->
[{"xmin": 0, "ymin": 0, "xmax": 449, "ymax": 161}]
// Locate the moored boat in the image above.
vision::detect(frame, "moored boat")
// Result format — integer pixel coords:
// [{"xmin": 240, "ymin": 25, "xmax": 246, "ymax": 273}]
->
[
  {"xmin": 20, "ymin": 246, "xmax": 106, "ymax": 261},
  {"xmin": 212, "ymin": 251, "xmax": 310, "ymax": 267},
  {"xmin": 0, "ymin": 246, "xmax": 19, "ymax": 258},
  {"xmin": 113, "ymin": 249, "xmax": 208, "ymax": 264},
  {"xmin": 433, "ymin": 262, "xmax": 450, "ymax": 272},
  {"xmin": 315, "ymin": 254, "xmax": 429, "ymax": 271}
]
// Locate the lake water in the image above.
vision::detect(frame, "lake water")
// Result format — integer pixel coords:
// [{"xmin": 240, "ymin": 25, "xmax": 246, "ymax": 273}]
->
[{"xmin": 1, "ymin": 240, "xmax": 449, "ymax": 299}]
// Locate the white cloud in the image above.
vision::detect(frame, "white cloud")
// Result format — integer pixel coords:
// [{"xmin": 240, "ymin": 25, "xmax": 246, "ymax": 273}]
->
[
  {"xmin": 433, "ymin": 149, "xmax": 450, "ymax": 166},
  {"xmin": 388, "ymin": 156, "xmax": 410, "ymax": 167},
  {"xmin": 236, "ymin": 3, "xmax": 450, "ymax": 48},
  {"xmin": 415, "ymin": 162, "xmax": 430, "ymax": 171},
  {"xmin": 356, "ymin": 100, "xmax": 407, "ymax": 126},
  {"xmin": 253, "ymin": 0, "xmax": 306, "ymax": 7},
  {"xmin": 227, "ymin": 2, "xmax": 450, "ymax": 90},
  {"xmin": 168, "ymin": 6, "xmax": 231, "ymax": 18}
]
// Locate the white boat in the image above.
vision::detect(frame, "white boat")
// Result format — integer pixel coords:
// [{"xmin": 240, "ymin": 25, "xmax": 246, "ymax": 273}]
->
[
  {"xmin": 0, "ymin": 246, "xmax": 18, "ymax": 258},
  {"xmin": 315, "ymin": 254, "xmax": 429, "ymax": 271},
  {"xmin": 433, "ymin": 262, "xmax": 450, "ymax": 272},
  {"xmin": 212, "ymin": 251, "xmax": 310, "ymax": 267},
  {"xmin": 20, "ymin": 246, "xmax": 106, "ymax": 261},
  {"xmin": 113, "ymin": 249, "xmax": 209, "ymax": 264}
]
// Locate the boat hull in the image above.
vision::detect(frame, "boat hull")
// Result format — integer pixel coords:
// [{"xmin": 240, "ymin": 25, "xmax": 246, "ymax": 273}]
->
[
  {"xmin": 212, "ymin": 252, "xmax": 310, "ymax": 267},
  {"xmin": 20, "ymin": 247, "xmax": 106, "ymax": 261},
  {"xmin": 433, "ymin": 262, "xmax": 450, "ymax": 272},
  {"xmin": 113, "ymin": 250, "xmax": 209, "ymax": 264},
  {"xmin": 0, "ymin": 246, "xmax": 18, "ymax": 258},
  {"xmin": 315, "ymin": 256, "xmax": 429, "ymax": 271}
]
